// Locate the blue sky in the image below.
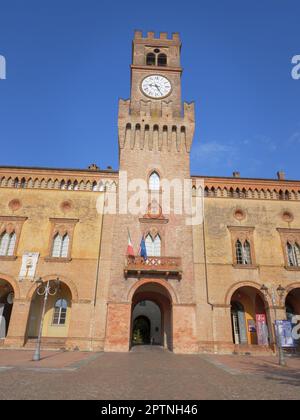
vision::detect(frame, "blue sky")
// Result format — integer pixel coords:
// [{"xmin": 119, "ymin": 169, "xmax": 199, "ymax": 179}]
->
[{"xmin": 0, "ymin": 0, "xmax": 299, "ymax": 179}]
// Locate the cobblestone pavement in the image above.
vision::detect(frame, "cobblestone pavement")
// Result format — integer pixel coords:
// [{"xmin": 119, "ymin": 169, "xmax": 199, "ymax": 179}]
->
[{"xmin": 0, "ymin": 347, "xmax": 299, "ymax": 400}]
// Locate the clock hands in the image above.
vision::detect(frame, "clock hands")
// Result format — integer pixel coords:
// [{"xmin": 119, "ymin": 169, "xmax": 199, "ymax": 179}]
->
[
  {"xmin": 155, "ymin": 84, "xmax": 163, "ymax": 95},
  {"xmin": 148, "ymin": 83, "xmax": 163, "ymax": 96}
]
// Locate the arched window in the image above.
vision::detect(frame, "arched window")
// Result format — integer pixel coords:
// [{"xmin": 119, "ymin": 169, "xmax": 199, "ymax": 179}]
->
[
  {"xmin": 149, "ymin": 172, "xmax": 160, "ymax": 191},
  {"xmin": 145, "ymin": 234, "xmax": 161, "ymax": 257},
  {"xmin": 0, "ymin": 231, "xmax": 16, "ymax": 257},
  {"xmin": 243, "ymin": 241, "xmax": 252, "ymax": 264},
  {"xmin": 146, "ymin": 53, "xmax": 156, "ymax": 66},
  {"xmin": 20, "ymin": 178, "xmax": 26, "ymax": 188},
  {"xmin": 52, "ymin": 299, "xmax": 68, "ymax": 325},
  {"xmin": 235, "ymin": 240, "xmax": 252, "ymax": 265},
  {"xmin": 157, "ymin": 53, "xmax": 167, "ymax": 67},
  {"xmin": 92, "ymin": 181, "xmax": 98, "ymax": 191},
  {"xmin": 52, "ymin": 233, "xmax": 70, "ymax": 258},
  {"xmin": 287, "ymin": 242, "xmax": 300, "ymax": 267}
]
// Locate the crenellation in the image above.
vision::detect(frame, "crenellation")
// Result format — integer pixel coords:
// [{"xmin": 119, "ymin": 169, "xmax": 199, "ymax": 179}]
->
[
  {"xmin": 147, "ymin": 31, "xmax": 155, "ymax": 39},
  {"xmin": 134, "ymin": 30, "xmax": 143, "ymax": 39},
  {"xmin": 160, "ymin": 32, "xmax": 168, "ymax": 40}
]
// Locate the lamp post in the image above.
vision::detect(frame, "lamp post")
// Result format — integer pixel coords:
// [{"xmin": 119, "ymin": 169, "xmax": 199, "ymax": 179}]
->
[
  {"xmin": 261, "ymin": 284, "xmax": 286, "ymax": 367},
  {"xmin": 32, "ymin": 278, "xmax": 60, "ymax": 362}
]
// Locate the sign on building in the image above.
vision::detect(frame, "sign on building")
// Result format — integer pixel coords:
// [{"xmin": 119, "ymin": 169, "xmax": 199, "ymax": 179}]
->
[
  {"xmin": 256, "ymin": 314, "xmax": 269, "ymax": 346},
  {"xmin": 275, "ymin": 320, "xmax": 295, "ymax": 348},
  {"xmin": 19, "ymin": 252, "xmax": 39, "ymax": 281}
]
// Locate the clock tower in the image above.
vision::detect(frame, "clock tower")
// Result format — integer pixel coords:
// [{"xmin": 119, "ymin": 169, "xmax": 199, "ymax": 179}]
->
[
  {"xmin": 103, "ymin": 31, "xmax": 198, "ymax": 354},
  {"xmin": 118, "ymin": 30, "xmax": 195, "ymax": 173}
]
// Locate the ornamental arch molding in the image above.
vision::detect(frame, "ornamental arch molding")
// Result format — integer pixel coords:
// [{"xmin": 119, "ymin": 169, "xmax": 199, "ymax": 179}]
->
[
  {"xmin": 127, "ymin": 278, "xmax": 179, "ymax": 305},
  {"xmin": 0, "ymin": 273, "xmax": 20, "ymax": 300},
  {"xmin": 26, "ymin": 274, "xmax": 79, "ymax": 303},
  {"xmin": 224, "ymin": 281, "xmax": 271, "ymax": 307}
]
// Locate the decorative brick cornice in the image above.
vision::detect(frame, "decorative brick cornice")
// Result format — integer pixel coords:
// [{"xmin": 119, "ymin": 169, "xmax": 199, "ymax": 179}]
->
[
  {"xmin": 0, "ymin": 216, "xmax": 28, "ymax": 222},
  {"xmin": 192, "ymin": 176, "xmax": 300, "ymax": 201},
  {"xmin": 0, "ymin": 167, "xmax": 118, "ymax": 193},
  {"xmin": 277, "ymin": 228, "xmax": 300, "ymax": 234},
  {"xmin": 49, "ymin": 218, "xmax": 79, "ymax": 224},
  {"xmin": 228, "ymin": 226, "xmax": 255, "ymax": 233}
]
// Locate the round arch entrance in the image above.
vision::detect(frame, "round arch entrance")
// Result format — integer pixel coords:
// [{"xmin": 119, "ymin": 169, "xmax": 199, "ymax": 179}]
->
[
  {"xmin": 130, "ymin": 281, "xmax": 173, "ymax": 350},
  {"xmin": 285, "ymin": 287, "xmax": 300, "ymax": 349},
  {"xmin": 230, "ymin": 286, "xmax": 269, "ymax": 346},
  {"xmin": 0, "ymin": 279, "xmax": 14, "ymax": 340},
  {"xmin": 26, "ymin": 280, "xmax": 72, "ymax": 341}
]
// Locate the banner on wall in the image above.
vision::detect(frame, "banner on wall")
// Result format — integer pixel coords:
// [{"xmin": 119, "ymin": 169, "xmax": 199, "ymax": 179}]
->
[
  {"xmin": 256, "ymin": 314, "xmax": 269, "ymax": 346},
  {"xmin": 275, "ymin": 320, "xmax": 295, "ymax": 348}
]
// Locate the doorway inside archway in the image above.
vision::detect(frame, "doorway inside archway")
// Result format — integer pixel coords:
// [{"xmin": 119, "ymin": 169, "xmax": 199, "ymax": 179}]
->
[
  {"xmin": 131, "ymin": 282, "xmax": 173, "ymax": 350},
  {"xmin": 0, "ymin": 280, "xmax": 14, "ymax": 339},
  {"xmin": 132, "ymin": 315, "xmax": 151, "ymax": 345},
  {"xmin": 230, "ymin": 286, "xmax": 269, "ymax": 346},
  {"xmin": 285, "ymin": 288, "xmax": 300, "ymax": 349}
]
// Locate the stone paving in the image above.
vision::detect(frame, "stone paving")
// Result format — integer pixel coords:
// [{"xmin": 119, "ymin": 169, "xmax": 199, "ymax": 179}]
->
[
  {"xmin": 0, "ymin": 347, "xmax": 299, "ymax": 400},
  {"xmin": 0, "ymin": 349, "xmax": 95, "ymax": 369}
]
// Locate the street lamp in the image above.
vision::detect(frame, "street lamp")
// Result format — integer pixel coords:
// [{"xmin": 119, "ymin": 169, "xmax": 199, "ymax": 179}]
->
[
  {"xmin": 32, "ymin": 278, "xmax": 60, "ymax": 362},
  {"xmin": 260, "ymin": 284, "xmax": 286, "ymax": 367}
]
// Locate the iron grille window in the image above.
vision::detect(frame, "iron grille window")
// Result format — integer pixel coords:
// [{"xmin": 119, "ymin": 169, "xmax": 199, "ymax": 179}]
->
[{"xmin": 235, "ymin": 240, "xmax": 252, "ymax": 265}]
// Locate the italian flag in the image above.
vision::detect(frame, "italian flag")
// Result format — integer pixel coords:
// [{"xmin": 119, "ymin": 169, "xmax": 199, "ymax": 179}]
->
[{"xmin": 127, "ymin": 230, "xmax": 135, "ymax": 257}]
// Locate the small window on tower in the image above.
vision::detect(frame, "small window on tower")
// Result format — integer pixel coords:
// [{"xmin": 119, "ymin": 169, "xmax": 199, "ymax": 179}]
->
[
  {"xmin": 158, "ymin": 53, "xmax": 167, "ymax": 67},
  {"xmin": 149, "ymin": 172, "xmax": 160, "ymax": 191},
  {"xmin": 146, "ymin": 53, "xmax": 156, "ymax": 66}
]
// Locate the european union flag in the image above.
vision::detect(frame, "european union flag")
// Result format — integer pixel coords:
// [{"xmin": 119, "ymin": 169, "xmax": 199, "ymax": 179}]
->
[{"xmin": 140, "ymin": 236, "xmax": 147, "ymax": 261}]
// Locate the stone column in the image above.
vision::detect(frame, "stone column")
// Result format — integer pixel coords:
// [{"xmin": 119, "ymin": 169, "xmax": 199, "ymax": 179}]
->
[
  {"xmin": 212, "ymin": 305, "xmax": 234, "ymax": 353},
  {"xmin": 104, "ymin": 303, "xmax": 131, "ymax": 352},
  {"xmin": 172, "ymin": 304, "xmax": 198, "ymax": 354},
  {"xmin": 5, "ymin": 298, "xmax": 31, "ymax": 348},
  {"xmin": 66, "ymin": 300, "xmax": 93, "ymax": 351}
]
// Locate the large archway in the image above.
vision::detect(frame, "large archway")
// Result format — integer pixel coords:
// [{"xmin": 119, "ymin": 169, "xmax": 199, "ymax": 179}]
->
[
  {"xmin": 130, "ymin": 281, "xmax": 173, "ymax": 350},
  {"xmin": 0, "ymin": 279, "xmax": 14, "ymax": 340},
  {"xmin": 285, "ymin": 287, "xmax": 300, "ymax": 349},
  {"xmin": 26, "ymin": 280, "xmax": 72, "ymax": 342},
  {"xmin": 230, "ymin": 286, "xmax": 269, "ymax": 346}
]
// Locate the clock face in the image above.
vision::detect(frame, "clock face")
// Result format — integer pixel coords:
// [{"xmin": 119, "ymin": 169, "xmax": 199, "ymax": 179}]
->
[{"xmin": 141, "ymin": 75, "xmax": 172, "ymax": 99}]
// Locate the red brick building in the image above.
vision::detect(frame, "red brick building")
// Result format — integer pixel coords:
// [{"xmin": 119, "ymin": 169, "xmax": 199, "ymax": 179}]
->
[{"xmin": 0, "ymin": 31, "xmax": 300, "ymax": 354}]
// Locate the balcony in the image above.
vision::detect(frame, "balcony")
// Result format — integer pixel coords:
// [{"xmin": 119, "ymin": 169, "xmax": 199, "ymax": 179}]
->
[{"xmin": 124, "ymin": 256, "xmax": 182, "ymax": 279}]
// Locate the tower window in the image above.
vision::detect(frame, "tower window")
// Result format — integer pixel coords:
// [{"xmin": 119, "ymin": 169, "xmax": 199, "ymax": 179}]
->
[
  {"xmin": 158, "ymin": 53, "xmax": 167, "ymax": 67},
  {"xmin": 145, "ymin": 234, "xmax": 161, "ymax": 257},
  {"xmin": 146, "ymin": 53, "xmax": 156, "ymax": 66},
  {"xmin": 149, "ymin": 172, "xmax": 160, "ymax": 191}
]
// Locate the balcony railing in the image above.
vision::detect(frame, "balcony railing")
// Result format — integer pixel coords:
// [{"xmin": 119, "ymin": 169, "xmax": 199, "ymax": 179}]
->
[{"xmin": 125, "ymin": 256, "xmax": 182, "ymax": 278}]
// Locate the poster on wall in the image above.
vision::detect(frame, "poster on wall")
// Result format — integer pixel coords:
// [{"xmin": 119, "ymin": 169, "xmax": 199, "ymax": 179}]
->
[
  {"xmin": 275, "ymin": 320, "xmax": 295, "ymax": 348},
  {"xmin": 256, "ymin": 314, "xmax": 269, "ymax": 346},
  {"xmin": 247, "ymin": 319, "xmax": 256, "ymax": 333}
]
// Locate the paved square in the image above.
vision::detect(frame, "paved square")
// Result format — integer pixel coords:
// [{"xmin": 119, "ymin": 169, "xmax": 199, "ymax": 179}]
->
[{"xmin": 0, "ymin": 347, "xmax": 299, "ymax": 400}]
